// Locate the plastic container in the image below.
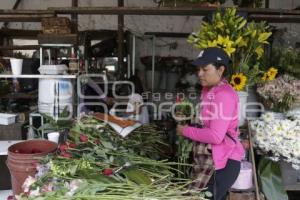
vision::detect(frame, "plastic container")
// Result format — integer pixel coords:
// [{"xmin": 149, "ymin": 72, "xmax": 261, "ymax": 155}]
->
[
  {"xmin": 38, "ymin": 79, "xmax": 73, "ymax": 117},
  {"xmin": 238, "ymin": 91, "xmax": 248, "ymax": 127},
  {"xmin": 6, "ymin": 140, "xmax": 57, "ymax": 195},
  {"xmin": 0, "ymin": 113, "xmax": 17, "ymax": 125},
  {"xmin": 47, "ymin": 132, "xmax": 60, "ymax": 143},
  {"xmin": 38, "ymin": 64, "xmax": 68, "ymax": 75},
  {"xmin": 231, "ymin": 161, "xmax": 253, "ymax": 190},
  {"xmin": 10, "ymin": 58, "xmax": 23, "ymax": 75}
]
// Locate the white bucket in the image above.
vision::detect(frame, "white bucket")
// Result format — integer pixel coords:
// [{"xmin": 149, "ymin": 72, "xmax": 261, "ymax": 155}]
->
[
  {"xmin": 231, "ymin": 161, "xmax": 253, "ymax": 190},
  {"xmin": 238, "ymin": 91, "xmax": 248, "ymax": 127},
  {"xmin": 10, "ymin": 58, "xmax": 23, "ymax": 75},
  {"xmin": 38, "ymin": 79, "xmax": 73, "ymax": 117},
  {"xmin": 47, "ymin": 132, "xmax": 60, "ymax": 143}
]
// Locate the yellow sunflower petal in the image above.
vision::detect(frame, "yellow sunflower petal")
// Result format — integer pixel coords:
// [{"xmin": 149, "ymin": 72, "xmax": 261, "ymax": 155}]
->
[{"xmin": 230, "ymin": 73, "xmax": 247, "ymax": 91}]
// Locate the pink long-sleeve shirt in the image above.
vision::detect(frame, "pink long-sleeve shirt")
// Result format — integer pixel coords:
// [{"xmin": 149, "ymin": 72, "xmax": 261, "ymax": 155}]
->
[{"xmin": 183, "ymin": 80, "xmax": 245, "ymax": 170}]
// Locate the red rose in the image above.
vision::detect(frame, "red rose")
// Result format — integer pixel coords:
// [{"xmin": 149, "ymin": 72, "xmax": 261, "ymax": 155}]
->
[
  {"xmin": 176, "ymin": 95, "xmax": 182, "ymax": 103},
  {"xmin": 80, "ymin": 134, "xmax": 89, "ymax": 143},
  {"xmin": 7, "ymin": 195, "xmax": 14, "ymax": 200},
  {"xmin": 61, "ymin": 152, "xmax": 72, "ymax": 159},
  {"xmin": 93, "ymin": 139, "xmax": 101, "ymax": 145},
  {"xmin": 59, "ymin": 144, "xmax": 68, "ymax": 152},
  {"xmin": 102, "ymin": 168, "xmax": 113, "ymax": 176},
  {"xmin": 68, "ymin": 142, "xmax": 77, "ymax": 148}
]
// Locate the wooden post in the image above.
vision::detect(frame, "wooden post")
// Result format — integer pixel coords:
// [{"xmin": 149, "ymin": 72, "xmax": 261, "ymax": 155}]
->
[
  {"xmin": 118, "ymin": 0, "xmax": 124, "ymax": 77},
  {"xmin": 71, "ymin": 0, "xmax": 78, "ymax": 33},
  {"xmin": 265, "ymin": 0, "xmax": 269, "ymax": 9}
]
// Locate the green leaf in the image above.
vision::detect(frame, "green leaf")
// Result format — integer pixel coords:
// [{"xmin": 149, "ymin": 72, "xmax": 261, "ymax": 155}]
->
[
  {"xmin": 258, "ymin": 157, "xmax": 289, "ymax": 200},
  {"xmin": 70, "ymin": 164, "xmax": 78, "ymax": 176},
  {"xmin": 122, "ymin": 168, "xmax": 152, "ymax": 185},
  {"xmin": 101, "ymin": 141, "xmax": 114, "ymax": 150}
]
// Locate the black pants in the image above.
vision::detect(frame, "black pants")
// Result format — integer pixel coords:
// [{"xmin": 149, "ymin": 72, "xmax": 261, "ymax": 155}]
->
[{"xmin": 206, "ymin": 159, "xmax": 241, "ymax": 200}]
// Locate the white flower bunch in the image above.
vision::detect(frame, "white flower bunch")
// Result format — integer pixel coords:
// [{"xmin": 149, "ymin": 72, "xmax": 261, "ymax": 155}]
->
[{"xmin": 251, "ymin": 112, "xmax": 300, "ymax": 169}]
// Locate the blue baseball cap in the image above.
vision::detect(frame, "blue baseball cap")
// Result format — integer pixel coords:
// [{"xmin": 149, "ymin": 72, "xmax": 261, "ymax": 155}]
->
[{"xmin": 192, "ymin": 47, "xmax": 231, "ymax": 67}]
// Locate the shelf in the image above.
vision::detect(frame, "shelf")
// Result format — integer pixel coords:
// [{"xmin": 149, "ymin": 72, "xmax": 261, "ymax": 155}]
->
[
  {"xmin": 0, "ymin": 74, "xmax": 77, "ymax": 79},
  {"xmin": 48, "ymin": 7, "xmax": 300, "ymax": 16},
  {"xmin": 0, "ymin": 92, "xmax": 37, "ymax": 99},
  {"xmin": 284, "ymin": 183, "xmax": 300, "ymax": 191},
  {"xmin": 38, "ymin": 34, "xmax": 77, "ymax": 45}
]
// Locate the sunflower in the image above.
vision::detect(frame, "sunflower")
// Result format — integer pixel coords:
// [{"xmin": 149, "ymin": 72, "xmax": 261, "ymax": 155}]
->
[
  {"xmin": 261, "ymin": 72, "xmax": 269, "ymax": 81},
  {"xmin": 267, "ymin": 67, "xmax": 278, "ymax": 80},
  {"xmin": 230, "ymin": 73, "xmax": 247, "ymax": 91},
  {"xmin": 261, "ymin": 67, "xmax": 278, "ymax": 81}
]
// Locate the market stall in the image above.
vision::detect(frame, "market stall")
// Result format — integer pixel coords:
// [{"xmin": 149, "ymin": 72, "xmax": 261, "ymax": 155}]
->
[{"xmin": 0, "ymin": 1, "xmax": 299, "ymax": 200}]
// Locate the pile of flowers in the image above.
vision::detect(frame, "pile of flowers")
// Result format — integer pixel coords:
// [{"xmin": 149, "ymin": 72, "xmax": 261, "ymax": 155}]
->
[
  {"xmin": 250, "ymin": 112, "xmax": 300, "ymax": 169},
  {"xmin": 16, "ymin": 116, "xmax": 209, "ymax": 200},
  {"xmin": 187, "ymin": 8, "xmax": 272, "ymax": 91},
  {"xmin": 257, "ymin": 74, "xmax": 299, "ymax": 112}
]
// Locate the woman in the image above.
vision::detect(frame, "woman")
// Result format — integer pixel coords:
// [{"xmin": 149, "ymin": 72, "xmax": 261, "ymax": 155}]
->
[
  {"xmin": 126, "ymin": 74, "xmax": 149, "ymax": 124},
  {"xmin": 177, "ymin": 47, "xmax": 244, "ymax": 200}
]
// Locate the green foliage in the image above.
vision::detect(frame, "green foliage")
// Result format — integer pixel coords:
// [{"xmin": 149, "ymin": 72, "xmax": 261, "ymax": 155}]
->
[
  {"xmin": 271, "ymin": 47, "xmax": 300, "ymax": 78},
  {"xmin": 175, "ymin": 98, "xmax": 195, "ymax": 117},
  {"xmin": 39, "ymin": 107, "xmax": 74, "ymax": 134},
  {"xmin": 12, "ymin": 51, "xmax": 30, "ymax": 59}
]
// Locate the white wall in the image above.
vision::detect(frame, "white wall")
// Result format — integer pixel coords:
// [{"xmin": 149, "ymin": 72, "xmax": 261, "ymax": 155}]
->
[{"xmin": 2, "ymin": 0, "xmax": 300, "ymax": 67}]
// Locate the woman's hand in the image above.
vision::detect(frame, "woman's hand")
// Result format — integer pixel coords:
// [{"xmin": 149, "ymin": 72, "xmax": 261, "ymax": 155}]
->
[{"xmin": 176, "ymin": 124, "xmax": 187, "ymax": 136}]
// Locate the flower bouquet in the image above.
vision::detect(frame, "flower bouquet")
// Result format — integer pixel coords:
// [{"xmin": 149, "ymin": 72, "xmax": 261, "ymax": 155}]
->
[
  {"xmin": 174, "ymin": 96, "xmax": 195, "ymax": 178},
  {"xmin": 257, "ymin": 74, "xmax": 299, "ymax": 112},
  {"xmin": 188, "ymin": 8, "xmax": 272, "ymax": 91},
  {"xmin": 251, "ymin": 112, "xmax": 300, "ymax": 169}
]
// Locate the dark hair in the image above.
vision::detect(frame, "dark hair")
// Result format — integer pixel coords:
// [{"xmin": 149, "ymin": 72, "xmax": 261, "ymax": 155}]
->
[{"xmin": 211, "ymin": 62, "xmax": 231, "ymax": 77}]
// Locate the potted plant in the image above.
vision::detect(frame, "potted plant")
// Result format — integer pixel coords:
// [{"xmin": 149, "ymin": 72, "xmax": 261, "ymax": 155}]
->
[
  {"xmin": 38, "ymin": 107, "xmax": 74, "ymax": 143},
  {"xmin": 187, "ymin": 8, "xmax": 272, "ymax": 126}
]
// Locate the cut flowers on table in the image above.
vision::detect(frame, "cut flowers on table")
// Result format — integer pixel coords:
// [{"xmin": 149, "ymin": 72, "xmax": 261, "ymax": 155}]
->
[{"xmin": 17, "ymin": 115, "xmax": 209, "ymax": 200}]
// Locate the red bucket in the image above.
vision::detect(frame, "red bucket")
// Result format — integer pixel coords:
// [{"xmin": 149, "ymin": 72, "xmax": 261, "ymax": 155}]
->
[{"xmin": 6, "ymin": 140, "xmax": 57, "ymax": 196}]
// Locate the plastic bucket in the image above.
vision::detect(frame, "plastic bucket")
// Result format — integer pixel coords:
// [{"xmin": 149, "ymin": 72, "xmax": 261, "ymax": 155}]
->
[
  {"xmin": 238, "ymin": 91, "xmax": 248, "ymax": 127},
  {"xmin": 38, "ymin": 79, "xmax": 73, "ymax": 117},
  {"xmin": 231, "ymin": 161, "xmax": 253, "ymax": 190},
  {"xmin": 6, "ymin": 140, "xmax": 57, "ymax": 195},
  {"xmin": 10, "ymin": 58, "xmax": 23, "ymax": 75}
]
